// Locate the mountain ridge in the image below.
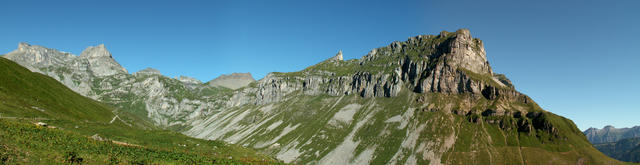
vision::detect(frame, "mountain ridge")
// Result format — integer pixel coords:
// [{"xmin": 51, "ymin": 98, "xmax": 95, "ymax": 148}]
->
[
  {"xmin": 585, "ymin": 125, "xmax": 640, "ymax": 144},
  {"xmin": 2, "ymin": 29, "xmax": 623, "ymax": 164}
]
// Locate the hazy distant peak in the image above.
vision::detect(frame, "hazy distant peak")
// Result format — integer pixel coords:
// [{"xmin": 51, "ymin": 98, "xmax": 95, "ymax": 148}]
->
[
  {"xmin": 179, "ymin": 75, "xmax": 202, "ymax": 84},
  {"xmin": 135, "ymin": 67, "xmax": 162, "ymax": 76},
  {"xmin": 208, "ymin": 72, "xmax": 255, "ymax": 90}
]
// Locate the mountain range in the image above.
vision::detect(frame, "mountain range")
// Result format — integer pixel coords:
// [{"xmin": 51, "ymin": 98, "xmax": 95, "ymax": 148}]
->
[
  {"xmin": 584, "ymin": 125, "xmax": 640, "ymax": 163},
  {"xmin": 1, "ymin": 29, "xmax": 624, "ymax": 164}
]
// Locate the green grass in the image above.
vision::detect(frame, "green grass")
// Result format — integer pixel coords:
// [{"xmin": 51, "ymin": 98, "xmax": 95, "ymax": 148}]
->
[{"xmin": 0, "ymin": 119, "xmax": 255, "ymax": 164}]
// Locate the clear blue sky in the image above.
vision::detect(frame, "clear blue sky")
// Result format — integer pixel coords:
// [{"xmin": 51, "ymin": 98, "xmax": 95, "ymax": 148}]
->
[{"xmin": 1, "ymin": 0, "xmax": 638, "ymax": 131}]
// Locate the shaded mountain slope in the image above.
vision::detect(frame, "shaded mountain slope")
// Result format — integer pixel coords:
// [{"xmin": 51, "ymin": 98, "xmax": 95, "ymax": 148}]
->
[{"xmin": 593, "ymin": 137, "xmax": 640, "ymax": 163}]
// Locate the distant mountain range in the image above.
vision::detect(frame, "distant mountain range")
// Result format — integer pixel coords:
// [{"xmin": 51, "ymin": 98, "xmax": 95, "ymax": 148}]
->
[
  {"xmin": 1, "ymin": 29, "xmax": 623, "ymax": 164},
  {"xmin": 584, "ymin": 125, "xmax": 640, "ymax": 162},
  {"xmin": 585, "ymin": 125, "xmax": 640, "ymax": 144}
]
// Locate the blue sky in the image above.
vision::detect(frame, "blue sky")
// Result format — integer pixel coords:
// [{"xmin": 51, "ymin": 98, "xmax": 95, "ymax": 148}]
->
[{"xmin": 1, "ymin": 0, "xmax": 638, "ymax": 131}]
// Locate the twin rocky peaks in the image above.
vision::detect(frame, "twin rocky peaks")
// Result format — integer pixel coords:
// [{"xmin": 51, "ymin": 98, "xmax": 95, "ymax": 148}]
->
[{"xmin": 7, "ymin": 42, "xmax": 255, "ymax": 88}]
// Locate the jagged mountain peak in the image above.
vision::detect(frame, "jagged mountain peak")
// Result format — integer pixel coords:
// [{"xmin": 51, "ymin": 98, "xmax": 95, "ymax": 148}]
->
[
  {"xmin": 17, "ymin": 42, "xmax": 31, "ymax": 50},
  {"xmin": 445, "ymin": 28, "xmax": 491, "ymax": 74},
  {"xmin": 73, "ymin": 44, "xmax": 128, "ymax": 76},
  {"xmin": 3, "ymin": 42, "xmax": 74, "ymax": 68},
  {"xmin": 80, "ymin": 44, "xmax": 112, "ymax": 58},
  {"xmin": 353, "ymin": 29, "xmax": 492, "ymax": 75},
  {"xmin": 16, "ymin": 42, "xmax": 52, "ymax": 51}
]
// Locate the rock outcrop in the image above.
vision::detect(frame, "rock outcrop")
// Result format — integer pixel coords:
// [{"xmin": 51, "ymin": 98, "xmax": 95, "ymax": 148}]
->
[
  {"xmin": 330, "ymin": 50, "xmax": 343, "ymax": 61},
  {"xmin": 77, "ymin": 44, "xmax": 128, "ymax": 77}
]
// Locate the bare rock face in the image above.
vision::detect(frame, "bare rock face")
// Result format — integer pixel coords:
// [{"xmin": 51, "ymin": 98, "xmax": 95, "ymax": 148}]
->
[
  {"xmin": 3, "ymin": 42, "xmax": 74, "ymax": 70},
  {"xmin": 442, "ymin": 29, "xmax": 492, "ymax": 74},
  {"xmin": 208, "ymin": 73, "xmax": 256, "ymax": 89},
  {"xmin": 77, "ymin": 44, "xmax": 128, "ymax": 77}
]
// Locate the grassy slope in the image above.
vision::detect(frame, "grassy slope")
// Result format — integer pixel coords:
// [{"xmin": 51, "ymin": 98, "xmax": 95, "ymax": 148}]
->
[
  {"xmin": 0, "ymin": 57, "xmax": 279, "ymax": 164},
  {"xmin": 191, "ymin": 90, "xmax": 624, "ymax": 164}
]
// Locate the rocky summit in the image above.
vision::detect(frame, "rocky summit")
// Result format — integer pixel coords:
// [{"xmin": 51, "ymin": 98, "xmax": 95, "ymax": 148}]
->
[{"xmin": 1, "ymin": 29, "xmax": 620, "ymax": 164}]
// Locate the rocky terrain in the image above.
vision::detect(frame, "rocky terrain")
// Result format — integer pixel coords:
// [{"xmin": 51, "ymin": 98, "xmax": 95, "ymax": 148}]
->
[{"xmin": 2, "ymin": 29, "xmax": 621, "ymax": 164}]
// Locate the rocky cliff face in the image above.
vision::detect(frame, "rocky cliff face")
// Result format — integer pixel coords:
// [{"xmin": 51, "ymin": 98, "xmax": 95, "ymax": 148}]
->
[
  {"xmin": 77, "ymin": 44, "xmax": 128, "ymax": 77},
  {"xmin": 585, "ymin": 125, "xmax": 640, "ymax": 144},
  {"xmin": 4, "ymin": 43, "xmax": 75, "ymax": 68},
  {"xmin": 228, "ymin": 29, "xmax": 522, "ymax": 109}
]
